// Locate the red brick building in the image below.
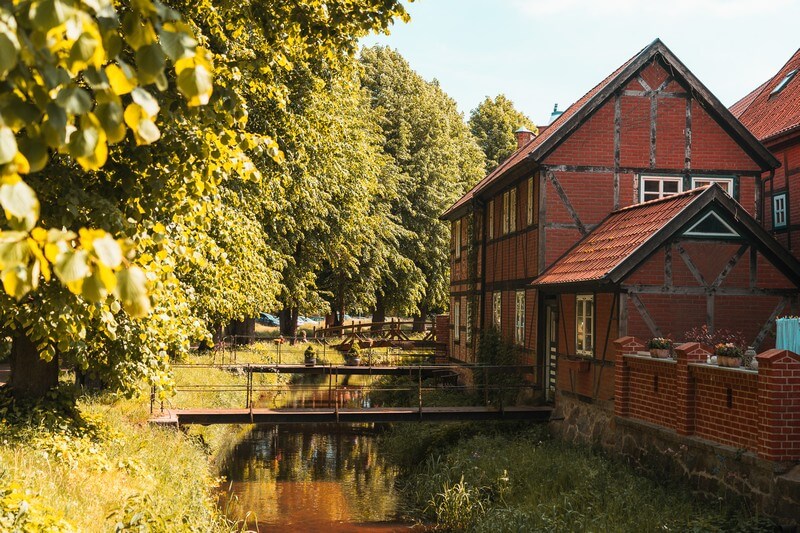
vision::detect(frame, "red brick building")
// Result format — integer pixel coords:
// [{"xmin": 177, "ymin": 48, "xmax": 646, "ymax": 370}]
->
[
  {"xmin": 443, "ymin": 39, "xmax": 798, "ymax": 401},
  {"xmin": 732, "ymin": 48, "xmax": 800, "ymax": 260}
]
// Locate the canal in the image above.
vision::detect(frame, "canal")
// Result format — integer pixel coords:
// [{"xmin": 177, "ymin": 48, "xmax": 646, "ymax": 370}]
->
[{"xmin": 218, "ymin": 423, "xmax": 419, "ymax": 532}]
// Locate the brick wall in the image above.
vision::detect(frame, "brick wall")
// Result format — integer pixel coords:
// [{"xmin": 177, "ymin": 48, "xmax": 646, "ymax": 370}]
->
[
  {"xmin": 435, "ymin": 314, "xmax": 449, "ymax": 356},
  {"xmin": 614, "ymin": 336, "xmax": 800, "ymax": 461}
]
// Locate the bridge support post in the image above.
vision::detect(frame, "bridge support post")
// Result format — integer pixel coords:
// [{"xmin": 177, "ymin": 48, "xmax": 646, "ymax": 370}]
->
[{"xmin": 418, "ymin": 365, "xmax": 423, "ymax": 420}]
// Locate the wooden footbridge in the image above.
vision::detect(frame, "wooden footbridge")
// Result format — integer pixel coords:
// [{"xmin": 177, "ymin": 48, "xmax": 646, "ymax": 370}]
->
[
  {"xmin": 150, "ymin": 361, "xmax": 553, "ymax": 426},
  {"xmin": 150, "ymin": 405, "xmax": 553, "ymax": 426}
]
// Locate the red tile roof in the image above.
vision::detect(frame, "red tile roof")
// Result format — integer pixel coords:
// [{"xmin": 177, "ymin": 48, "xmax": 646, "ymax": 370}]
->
[
  {"xmin": 442, "ymin": 39, "xmax": 778, "ymax": 221},
  {"xmin": 441, "ymin": 45, "xmax": 642, "ymax": 219},
  {"xmin": 731, "ymin": 48, "xmax": 800, "ymax": 143},
  {"xmin": 534, "ymin": 187, "xmax": 706, "ymax": 286}
]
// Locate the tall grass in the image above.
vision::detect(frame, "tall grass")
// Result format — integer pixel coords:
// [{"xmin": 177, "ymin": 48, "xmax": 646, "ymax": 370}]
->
[
  {"xmin": 383, "ymin": 424, "xmax": 776, "ymax": 532},
  {"xmin": 0, "ymin": 386, "xmax": 236, "ymax": 531}
]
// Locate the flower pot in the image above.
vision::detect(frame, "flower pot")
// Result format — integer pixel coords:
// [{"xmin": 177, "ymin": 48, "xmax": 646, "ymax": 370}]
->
[
  {"xmin": 650, "ymin": 348, "xmax": 671, "ymax": 359},
  {"xmin": 304, "ymin": 355, "xmax": 316, "ymax": 367},
  {"xmin": 717, "ymin": 355, "xmax": 741, "ymax": 368},
  {"xmin": 346, "ymin": 356, "xmax": 361, "ymax": 366}
]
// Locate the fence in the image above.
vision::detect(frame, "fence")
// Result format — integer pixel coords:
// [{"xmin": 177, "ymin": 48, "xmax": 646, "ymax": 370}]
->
[{"xmin": 614, "ymin": 336, "xmax": 800, "ymax": 462}]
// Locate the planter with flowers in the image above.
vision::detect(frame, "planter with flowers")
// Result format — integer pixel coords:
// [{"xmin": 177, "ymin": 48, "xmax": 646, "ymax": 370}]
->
[
  {"xmin": 715, "ymin": 343, "xmax": 743, "ymax": 368},
  {"xmin": 647, "ymin": 337, "xmax": 672, "ymax": 359}
]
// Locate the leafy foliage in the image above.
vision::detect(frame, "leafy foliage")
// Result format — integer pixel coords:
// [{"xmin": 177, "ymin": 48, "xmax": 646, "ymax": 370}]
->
[
  {"xmin": 469, "ymin": 94, "xmax": 537, "ymax": 173},
  {"xmin": 359, "ymin": 46, "xmax": 485, "ymax": 318},
  {"xmin": 0, "ymin": 0, "xmax": 410, "ymax": 397}
]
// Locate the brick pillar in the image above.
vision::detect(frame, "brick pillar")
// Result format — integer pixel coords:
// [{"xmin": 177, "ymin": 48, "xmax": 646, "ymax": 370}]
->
[
  {"xmin": 674, "ymin": 342, "xmax": 709, "ymax": 436},
  {"xmin": 756, "ymin": 349, "xmax": 800, "ymax": 462},
  {"xmin": 614, "ymin": 336, "xmax": 643, "ymax": 418}
]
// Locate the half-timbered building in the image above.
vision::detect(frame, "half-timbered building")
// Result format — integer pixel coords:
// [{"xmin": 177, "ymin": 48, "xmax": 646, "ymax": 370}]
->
[
  {"xmin": 443, "ymin": 39, "xmax": 797, "ymax": 401},
  {"xmin": 732, "ymin": 48, "xmax": 800, "ymax": 260}
]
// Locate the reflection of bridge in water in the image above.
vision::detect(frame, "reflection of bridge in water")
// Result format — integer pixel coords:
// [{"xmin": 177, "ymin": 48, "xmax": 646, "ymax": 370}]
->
[{"xmin": 150, "ymin": 362, "xmax": 553, "ymax": 426}]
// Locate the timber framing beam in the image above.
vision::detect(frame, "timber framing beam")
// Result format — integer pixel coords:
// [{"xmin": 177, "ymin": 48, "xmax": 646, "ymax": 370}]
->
[
  {"xmin": 546, "ymin": 170, "xmax": 588, "ymax": 236},
  {"xmin": 622, "ymin": 285, "xmax": 797, "ymax": 297},
  {"xmin": 628, "ymin": 292, "xmax": 662, "ymax": 338},
  {"xmin": 752, "ymin": 297, "xmax": 788, "ymax": 349},
  {"xmin": 545, "ymin": 164, "xmax": 762, "ymax": 177}
]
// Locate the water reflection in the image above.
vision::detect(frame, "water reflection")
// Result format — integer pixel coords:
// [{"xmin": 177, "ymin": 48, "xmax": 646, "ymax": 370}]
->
[{"xmin": 219, "ymin": 424, "xmax": 412, "ymax": 532}]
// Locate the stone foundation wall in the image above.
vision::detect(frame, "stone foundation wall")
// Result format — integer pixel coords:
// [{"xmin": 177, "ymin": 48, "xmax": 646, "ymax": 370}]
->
[{"xmin": 551, "ymin": 392, "xmax": 800, "ymax": 526}]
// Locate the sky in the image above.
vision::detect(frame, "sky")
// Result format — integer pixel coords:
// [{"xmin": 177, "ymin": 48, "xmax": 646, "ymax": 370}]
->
[{"xmin": 361, "ymin": 0, "xmax": 800, "ymax": 126}]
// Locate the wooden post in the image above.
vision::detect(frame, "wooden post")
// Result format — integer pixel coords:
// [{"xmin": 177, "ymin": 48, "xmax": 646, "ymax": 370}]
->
[
  {"xmin": 418, "ymin": 365, "xmax": 423, "ymax": 419},
  {"xmin": 328, "ymin": 364, "xmax": 333, "ymax": 406}
]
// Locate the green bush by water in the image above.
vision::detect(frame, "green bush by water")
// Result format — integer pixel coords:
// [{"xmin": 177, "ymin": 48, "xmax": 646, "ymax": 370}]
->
[{"xmin": 383, "ymin": 424, "xmax": 776, "ymax": 532}]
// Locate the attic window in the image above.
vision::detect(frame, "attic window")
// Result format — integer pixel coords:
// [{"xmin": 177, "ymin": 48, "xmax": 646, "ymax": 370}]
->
[
  {"xmin": 771, "ymin": 69, "xmax": 797, "ymax": 96},
  {"xmin": 683, "ymin": 211, "xmax": 740, "ymax": 239}
]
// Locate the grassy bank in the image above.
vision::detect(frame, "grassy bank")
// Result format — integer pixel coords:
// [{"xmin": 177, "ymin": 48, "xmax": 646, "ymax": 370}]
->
[
  {"xmin": 382, "ymin": 423, "xmax": 776, "ymax": 532},
  {"xmin": 0, "ymin": 341, "xmax": 360, "ymax": 531},
  {"xmin": 0, "ymin": 386, "xmax": 233, "ymax": 531}
]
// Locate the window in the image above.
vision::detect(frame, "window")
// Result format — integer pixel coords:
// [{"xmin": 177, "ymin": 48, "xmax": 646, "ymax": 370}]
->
[
  {"xmin": 692, "ymin": 177, "xmax": 733, "ymax": 195},
  {"xmin": 515, "ymin": 290, "xmax": 525, "ymax": 345},
  {"xmin": 502, "ymin": 191, "xmax": 509, "ymax": 234},
  {"xmin": 576, "ymin": 294, "xmax": 594, "ymax": 356},
  {"xmin": 509, "ymin": 187, "xmax": 517, "ymax": 232},
  {"xmin": 492, "ymin": 291, "xmax": 502, "ymax": 330},
  {"xmin": 487, "ymin": 200, "xmax": 494, "ymax": 240},
  {"xmin": 527, "ymin": 177, "xmax": 534, "ymax": 225},
  {"xmin": 774, "ymin": 193, "xmax": 788, "ymax": 229},
  {"xmin": 453, "ymin": 299, "xmax": 460, "ymax": 342},
  {"xmin": 501, "ymin": 188, "xmax": 517, "ymax": 235},
  {"xmin": 771, "ymin": 69, "xmax": 797, "ymax": 96},
  {"xmin": 640, "ymin": 176, "xmax": 682, "ymax": 203},
  {"xmin": 454, "ymin": 219, "xmax": 462, "ymax": 259},
  {"xmin": 466, "ymin": 298, "xmax": 472, "ymax": 344}
]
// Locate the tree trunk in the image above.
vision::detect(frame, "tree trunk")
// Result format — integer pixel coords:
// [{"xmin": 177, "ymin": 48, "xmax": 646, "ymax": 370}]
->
[
  {"xmin": 371, "ymin": 291, "xmax": 386, "ymax": 331},
  {"xmin": 412, "ymin": 304, "xmax": 429, "ymax": 333},
  {"xmin": 9, "ymin": 332, "xmax": 59, "ymax": 399},
  {"xmin": 280, "ymin": 307, "xmax": 298, "ymax": 339}
]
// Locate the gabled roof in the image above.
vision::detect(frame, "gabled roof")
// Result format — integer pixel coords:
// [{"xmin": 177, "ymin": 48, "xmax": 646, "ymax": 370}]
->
[
  {"xmin": 442, "ymin": 39, "xmax": 779, "ymax": 221},
  {"xmin": 731, "ymin": 48, "xmax": 800, "ymax": 143},
  {"xmin": 533, "ymin": 184, "xmax": 800, "ymax": 290}
]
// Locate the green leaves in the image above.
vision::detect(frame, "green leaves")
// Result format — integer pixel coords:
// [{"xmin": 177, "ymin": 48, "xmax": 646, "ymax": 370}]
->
[
  {"xmin": 114, "ymin": 266, "xmax": 150, "ymax": 318},
  {"xmin": 0, "ymin": 175, "xmax": 39, "ymax": 230},
  {"xmin": 0, "ymin": 126, "xmax": 17, "ymax": 164}
]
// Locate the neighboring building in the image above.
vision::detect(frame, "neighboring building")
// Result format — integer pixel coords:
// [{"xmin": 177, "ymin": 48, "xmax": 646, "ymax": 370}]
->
[
  {"xmin": 731, "ymin": 48, "xmax": 800, "ymax": 260},
  {"xmin": 443, "ymin": 39, "xmax": 789, "ymax": 402}
]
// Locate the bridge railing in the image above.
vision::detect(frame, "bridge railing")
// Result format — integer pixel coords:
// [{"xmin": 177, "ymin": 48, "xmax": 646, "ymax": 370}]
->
[{"xmin": 152, "ymin": 363, "xmax": 541, "ymax": 415}]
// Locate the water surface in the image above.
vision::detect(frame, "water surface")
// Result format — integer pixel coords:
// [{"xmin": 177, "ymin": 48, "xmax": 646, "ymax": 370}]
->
[{"xmin": 219, "ymin": 424, "xmax": 416, "ymax": 532}]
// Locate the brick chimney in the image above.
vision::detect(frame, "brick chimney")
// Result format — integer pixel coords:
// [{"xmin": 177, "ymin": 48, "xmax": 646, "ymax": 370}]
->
[{"xmin": 514, "ymin": 126, "xmax": 535, "ymax": 149}]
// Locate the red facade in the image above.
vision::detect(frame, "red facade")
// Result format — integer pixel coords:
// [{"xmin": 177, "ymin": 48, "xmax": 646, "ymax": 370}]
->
[{"xmin": 444, "ymin": 40, "xmax": 799, "ymax": 403}]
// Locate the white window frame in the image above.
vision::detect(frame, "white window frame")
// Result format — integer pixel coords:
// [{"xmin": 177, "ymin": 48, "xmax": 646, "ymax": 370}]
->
[
  {"xmin": 575, "ymin": 294, "xmax": 594, "ymax": 356},
  {"xmin": 492, "ymin": 291, "xmax": 502, "ymax": 330},
  {"xmin": 454, "ymin": 219, "xmax": 462, "ymax": 259},
  {"xmin": 515, "ymin": 290, "xmax": 525, "ymax": 345},
  {"xmin": 774, "ymin": 193, "xmax": 787, "ymax": 229},
  {"xmin": 527, "ymin": 176, "xmax": 534, "ymax": 225},
  {"xmin": 640, "ymin": 175, "xmax": 683, "ymax": 203},
  {"xmin": 453, "ymin": 299, "xmax": 460, "ymax": 342},
  {"xmin": 487, "ymin": 200, "xmax": 494, "ymax": 240},
  {"xmin": 691, "ymin": 177, "xmax": 733, "ymax": 195}
]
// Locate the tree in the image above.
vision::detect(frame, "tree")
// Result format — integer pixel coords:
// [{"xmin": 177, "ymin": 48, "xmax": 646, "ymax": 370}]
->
[
  {"xmin": 0, "ymin": 0, "xmax": 409, "ymax": 398},
  {"xmin": 469, "ymin": 94, "xmax": 538, "ymax": 173},
  {"xmin": 359, "ymin": 47, "xmax": 485, "ymax": 327}
]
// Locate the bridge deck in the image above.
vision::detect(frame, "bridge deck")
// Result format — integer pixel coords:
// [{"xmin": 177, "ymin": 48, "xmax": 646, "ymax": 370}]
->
[
  {"xmin": 187, "ymin": 363, "xmax": 535, "ymax": 376},
  {"xmin": 150, "ymin": 405, "xmax": 553, "ymax": 426}
]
